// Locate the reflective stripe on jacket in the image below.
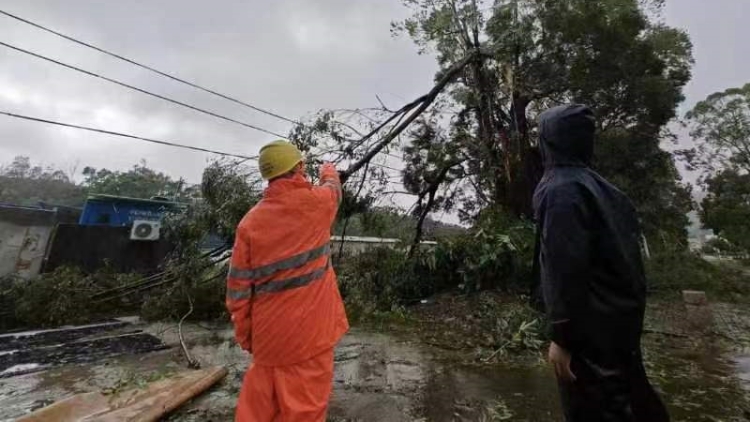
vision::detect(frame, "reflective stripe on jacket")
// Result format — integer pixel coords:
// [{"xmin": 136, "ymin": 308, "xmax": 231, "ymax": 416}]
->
[{"xmin": 226, "ymin": 164, "xmax": 349, "ymax": 366}]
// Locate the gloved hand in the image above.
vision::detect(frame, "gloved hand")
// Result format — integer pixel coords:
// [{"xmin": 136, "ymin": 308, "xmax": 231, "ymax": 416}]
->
[{"xmin": 230, "ymin": 314, "xmax": 252, "ymax": 352}]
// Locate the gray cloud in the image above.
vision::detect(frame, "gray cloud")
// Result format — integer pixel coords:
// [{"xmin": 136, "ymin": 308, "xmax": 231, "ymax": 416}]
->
[
  {"xmin": 0, "ymin": 0, "xmax": 435, "ymax": 184},
  {"xmin": 0, "ymin": 0, "xmax": 747, "ymax": 193},
  {"xmin": 661, "ymin": 0, "xmax": 749, "ymax": 185},
  {"xmin": 664, "ymin": 0, "xmax": 749, "ymax": 112}
]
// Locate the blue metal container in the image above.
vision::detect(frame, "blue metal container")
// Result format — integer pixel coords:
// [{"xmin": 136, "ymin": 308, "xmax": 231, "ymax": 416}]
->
[{"xmin": 78, "ymin": 194, "xmax": 183, "ymax": 227}]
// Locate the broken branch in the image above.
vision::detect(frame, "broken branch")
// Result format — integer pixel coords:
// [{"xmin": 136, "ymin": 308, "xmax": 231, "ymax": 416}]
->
[
  {"xmin": 341, "ymin": 52, "xmax": 480, "ymax": 181},
  {"xmin": 408, "ymin": 159, "xmax": 465, "ymax": 257},
  {"xmin": 178, "ymin": 292, "xmax": 201, "ymax": 369}
]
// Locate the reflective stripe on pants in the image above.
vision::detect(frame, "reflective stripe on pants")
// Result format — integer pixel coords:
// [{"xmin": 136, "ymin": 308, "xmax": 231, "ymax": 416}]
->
[{"xmin": 235, "ymin": 348, "xmax": 335, "ymax": 422}]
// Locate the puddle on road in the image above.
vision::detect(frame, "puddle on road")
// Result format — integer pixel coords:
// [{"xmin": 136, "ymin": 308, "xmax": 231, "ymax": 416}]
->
[
  {"xmin": 642, "ymin": 334, "xmax": 750, "ymax": 421},
  {"xmin": 421, "ymin": 362, "xmax": 560, "ymax": 421},
  {"xmin": 736, "ymin": 355, "xmax": 750, "ymax": 387},
  {"xmin": 0, "ymin": 372, "xmax": 58, "ymax": 421}
]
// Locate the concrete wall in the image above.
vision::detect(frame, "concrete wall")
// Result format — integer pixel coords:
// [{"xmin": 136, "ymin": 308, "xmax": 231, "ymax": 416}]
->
[{"xmin": 0, "ymin": 206, "xmax": 56, "ymax": 280}]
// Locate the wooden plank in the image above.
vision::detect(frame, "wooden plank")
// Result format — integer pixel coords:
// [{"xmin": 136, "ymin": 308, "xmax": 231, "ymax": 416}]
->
[
  {"xmin": 17, "ymin": 366, "xmax": 228, "ymax": 422},
  {"xmin": 16, "ymin": 393, "xmax": 110, "ymax": 422}
]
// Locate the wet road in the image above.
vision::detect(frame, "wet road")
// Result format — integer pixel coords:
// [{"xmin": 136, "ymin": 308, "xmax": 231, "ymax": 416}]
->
[{"xmin": 0, "ymin": 309, "xmax": 749, "ymax": 421}]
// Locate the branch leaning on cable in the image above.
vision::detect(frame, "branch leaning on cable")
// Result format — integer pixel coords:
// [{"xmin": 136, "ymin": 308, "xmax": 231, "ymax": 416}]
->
[{"xmin": 339, "ymin": 52, "xmax": 480, "ymax": 181}]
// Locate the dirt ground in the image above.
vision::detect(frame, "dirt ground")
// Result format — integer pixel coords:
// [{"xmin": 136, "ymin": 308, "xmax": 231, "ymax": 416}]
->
[{"xmin": 1, "ymin": 297, "xmax": 749, "ymax": 422}]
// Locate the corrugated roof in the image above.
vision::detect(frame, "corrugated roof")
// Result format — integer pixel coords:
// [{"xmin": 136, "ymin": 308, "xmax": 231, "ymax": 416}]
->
[{"xmin": 86, "ymin": 194, "xmax": 185, "ymax": 207}]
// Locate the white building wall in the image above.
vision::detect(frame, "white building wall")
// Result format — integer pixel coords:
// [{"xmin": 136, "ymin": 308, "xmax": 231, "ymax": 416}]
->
[{"xmin": 0, "ymin": 207, "xmax": 56, "ymax": 280}]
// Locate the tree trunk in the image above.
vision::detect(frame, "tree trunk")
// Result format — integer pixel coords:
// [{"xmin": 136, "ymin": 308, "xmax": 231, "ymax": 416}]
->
[
  {"xmin": 507, "ymin": 94, "xmax": 538, "ymax": 218},
  {"xmin": 469, "ymin": 57, "xmax": 506, "ymax": 210}
]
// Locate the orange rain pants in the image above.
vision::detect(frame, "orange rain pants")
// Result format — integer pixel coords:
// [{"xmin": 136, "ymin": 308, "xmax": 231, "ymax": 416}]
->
[
  {"xmin": 226, "ymin": 163, "xmax": 349, "ymax": 422},
  {"xmin": 235, "ymin": 349, "xmax": 335, "ymax": 422}
]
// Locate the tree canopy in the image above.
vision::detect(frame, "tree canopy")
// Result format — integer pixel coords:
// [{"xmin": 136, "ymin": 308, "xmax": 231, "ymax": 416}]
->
[
  {"xmin": 682, "ymin": 82, "xmax": 750, "ymax": 177},
  {"xmin": 0, "ymin": 156, "xmax": 84, "ymax": 207},
  {"xmin": 684, "ymin": 83, "xmax": 750, "ymax": 251},
  {"xmin": 82, "ymin": 161, "xmax": 200, "ymax": 201},
  {"xmin": 3, "ymin": 0, "xmax": 700, "ymax": 250},
  {"xmin": 0, "ymin": 156, "xmax": 199, "ymax": 208},
  {"xmin": 700, "ymin": 169, "xmax": 750, "ymax": 252},
  {"xmin": 293, "ymin": 0, "xmax": 694, "ymax": 248}
]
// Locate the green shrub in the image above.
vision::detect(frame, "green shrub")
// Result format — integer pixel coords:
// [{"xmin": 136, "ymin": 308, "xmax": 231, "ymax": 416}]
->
[
  {"xmin": 139, "ymin": 268, "xmax": 227, "ymax": 322},
  {"xmin": 646, "ymin": 251, "xmax": 749, "ymax": 300},
  {"xmin": 336, "ymin": 212, "xmax": 537, "ymax": 319},
  {"xmin": 0, "ymin": 261, "xmax": 229, "ymax": 330},
  {"xmin": 337, "ymin": 247, "xmax": 432, "ymax": 321},
  {"xmin": 0, "ymin": 266, "xmax": 141, "ymax": 329},
  {"xmin": 701, "ymin": 237, "xmax": 747, "ymax": 256},
  {"xmin": 431, "ymin": 211, "xmax": 535, "ymax": 293}
]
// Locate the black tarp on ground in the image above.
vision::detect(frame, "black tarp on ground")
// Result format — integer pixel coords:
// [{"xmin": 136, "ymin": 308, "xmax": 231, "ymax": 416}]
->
[{"xmin": 0, "ymin": 321, "xmax": 168, "ymax": 378}]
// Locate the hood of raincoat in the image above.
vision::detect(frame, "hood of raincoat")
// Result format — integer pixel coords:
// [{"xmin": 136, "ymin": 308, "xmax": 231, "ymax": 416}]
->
[{"xmin": 538, "ymin": 104, "xmax": 596, "ymax": 168}]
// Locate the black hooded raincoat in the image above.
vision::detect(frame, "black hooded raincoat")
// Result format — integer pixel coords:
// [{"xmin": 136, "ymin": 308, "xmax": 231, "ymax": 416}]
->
[
  {"xmin": 533, "ymin": 104, "xmax": 646, "ymax": 359},
  {"xmin": 533, "ymin": 104, "xmax": 669, "ymax": 422}
]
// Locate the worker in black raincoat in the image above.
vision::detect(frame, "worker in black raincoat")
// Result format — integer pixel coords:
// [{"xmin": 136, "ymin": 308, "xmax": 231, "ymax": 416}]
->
[{"xmin": 533, "ymin": 104, "xmax": 669, "ymax": 421}]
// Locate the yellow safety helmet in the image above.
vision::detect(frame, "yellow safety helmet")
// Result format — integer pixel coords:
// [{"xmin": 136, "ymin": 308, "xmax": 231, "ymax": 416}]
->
[{"xmin": 258, "ymin": 140, "xmax": 303, "ymax": 180}]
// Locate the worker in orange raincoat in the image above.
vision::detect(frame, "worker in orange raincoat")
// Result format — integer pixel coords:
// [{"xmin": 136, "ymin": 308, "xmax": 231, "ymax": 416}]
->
[{"xmin": 226, "ymin": 140, "xmax": 349, "ymax": 422}]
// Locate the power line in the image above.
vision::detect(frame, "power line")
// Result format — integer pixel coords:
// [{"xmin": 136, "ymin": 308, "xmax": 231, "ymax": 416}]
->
[
  {"xmin": 0, "ymin": 9, "xmax": 300, "ymax": 126},
  {"xmin": 0, "ymin": 40, "xmax": 286, "ymax": 138},
  {"xmin": 0, "ymin": 9, "xmax": 411, "ymax": 172},
  {"xmin": 0, "ymin": 110, "xmax": 257, "ymax": 160}
]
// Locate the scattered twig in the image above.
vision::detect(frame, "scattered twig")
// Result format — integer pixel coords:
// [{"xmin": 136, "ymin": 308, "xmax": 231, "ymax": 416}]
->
[
  {"xmin": 376, "ymin": 95, "xmax": 396, "ymax": 113},
  {"xmin": 422, "ymin": 340, "xmax": 467, "ymax": 351},
  {"xmin": 178, "ymin": 293, "xmax": 201, "ymax": 369},
  {"xmin": 482, "ymin": 340, "xmax": 512, "ymax": 363},
  {"xmin": 709, "ymin": 329, "xmax": 750, "ymax": 343},
  {"xmin": 643, "ymin": 328, "xmax": 689, "ymax": 338}
]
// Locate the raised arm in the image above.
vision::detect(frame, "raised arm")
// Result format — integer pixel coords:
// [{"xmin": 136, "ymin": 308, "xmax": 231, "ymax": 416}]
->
[{"xmin": 313, "ymin": 163, "xmax": 342, "ymax": 225}]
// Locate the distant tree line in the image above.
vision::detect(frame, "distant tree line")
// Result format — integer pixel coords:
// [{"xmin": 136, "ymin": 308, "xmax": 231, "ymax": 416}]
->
[
  {"xmin": 681, "ymin": 83, "xmax": 750, "ymax": 252},
  {"xmin": 0, "ymin": 156, "xmax": 198, "ymax": 208}
]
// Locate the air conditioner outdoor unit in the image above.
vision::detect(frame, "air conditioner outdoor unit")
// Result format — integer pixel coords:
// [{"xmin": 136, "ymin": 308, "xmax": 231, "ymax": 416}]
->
[{"xmin": 130, "ymin": 220, "xmax": 161, "ymax": 241}]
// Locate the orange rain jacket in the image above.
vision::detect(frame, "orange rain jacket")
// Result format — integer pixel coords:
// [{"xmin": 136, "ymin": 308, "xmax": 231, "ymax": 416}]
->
[{"xmin": 226, "ymin": 164, "xmax": 349, "ymax": 367}]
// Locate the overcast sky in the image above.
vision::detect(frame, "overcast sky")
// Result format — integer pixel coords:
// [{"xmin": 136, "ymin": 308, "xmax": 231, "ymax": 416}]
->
[{"xmin": 0, "ymin": 0, "xmax": 748, "ymax": 193}]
